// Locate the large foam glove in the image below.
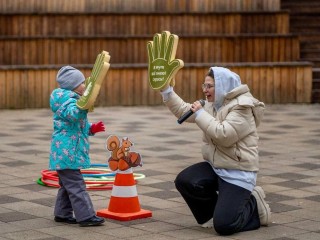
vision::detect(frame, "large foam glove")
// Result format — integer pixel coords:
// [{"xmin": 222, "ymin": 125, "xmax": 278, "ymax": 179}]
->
[
  {"xmin": 147, "ymin": 31, "xmax": 184, "ymax": 90},
  {"xmin": 90, "ymin": 121, "xmax": 105, "ymax": 134},
  {"xmin": 77, "ymin": 51, "xmax": 110, "ymax": 112}
]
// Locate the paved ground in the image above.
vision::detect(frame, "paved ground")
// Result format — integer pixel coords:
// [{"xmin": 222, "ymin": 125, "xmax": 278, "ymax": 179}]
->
[{"xmin": 0, "ymin": 104, "xmax": 319, "ymax": 240}]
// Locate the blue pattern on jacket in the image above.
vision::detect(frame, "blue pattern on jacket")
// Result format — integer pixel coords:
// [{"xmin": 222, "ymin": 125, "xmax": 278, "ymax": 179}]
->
[{"xmin": 49, "ymin": 88, "xmax": 92, "ymax": 170}]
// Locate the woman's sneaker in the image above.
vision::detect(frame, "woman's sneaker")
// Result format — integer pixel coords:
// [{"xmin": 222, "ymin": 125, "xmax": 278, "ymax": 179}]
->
[
  {"xmin": 252, "ymin": 186, "xmax": 271, "ymax": 226},
  {"xmin": 201, "ymin": 218, "xmax": 213, "ymax": 228}
]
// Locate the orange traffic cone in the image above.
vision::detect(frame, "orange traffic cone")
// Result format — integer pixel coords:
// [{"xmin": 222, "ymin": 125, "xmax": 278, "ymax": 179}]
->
[{"xmin": 97, "ymin": 168, "xmax": 152, "ymax": 221}]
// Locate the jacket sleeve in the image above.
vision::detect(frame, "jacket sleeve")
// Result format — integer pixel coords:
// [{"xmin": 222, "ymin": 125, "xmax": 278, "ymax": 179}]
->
[
  {"xmin": 164, "ymin": 91, "xmax": 196, "ymax": 123},
  {"xmin": 57, "ymin": 98, "xmax": 86, "ymax": 123},
  {"xmin": 196, "ymin": 105, "xmax": 255, "ymax": 147}
]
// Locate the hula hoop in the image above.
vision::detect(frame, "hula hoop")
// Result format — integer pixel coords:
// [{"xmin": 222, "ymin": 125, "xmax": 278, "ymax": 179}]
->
[
  {"xmin": 37, "ymin": 177, "xmax": 46, "ymax": 186},
  {"xmin": 37, "ymin": 164, "xmax": 145, "ymax": 190}
]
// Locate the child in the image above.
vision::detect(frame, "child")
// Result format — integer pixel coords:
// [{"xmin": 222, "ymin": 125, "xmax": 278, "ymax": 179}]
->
[{"xmin": 49, "ymin": 66, "xmax": 105, "ymax": 227}]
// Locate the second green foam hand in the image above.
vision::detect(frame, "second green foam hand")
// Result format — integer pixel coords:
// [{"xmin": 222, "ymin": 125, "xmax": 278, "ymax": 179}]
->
[{"xmin": 147, "ymin": 31, "xmax": 184, "ymax": 90}]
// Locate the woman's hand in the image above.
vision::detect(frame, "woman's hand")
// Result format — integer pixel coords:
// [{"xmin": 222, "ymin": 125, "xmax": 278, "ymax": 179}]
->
[{"xmin": 191, "ymin": 100, "xmax": 204, "ymax": 112}]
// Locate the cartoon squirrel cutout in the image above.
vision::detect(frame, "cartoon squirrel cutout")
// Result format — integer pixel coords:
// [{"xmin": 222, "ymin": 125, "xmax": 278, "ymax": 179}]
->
[{"xmin": 106, "ymin": 135, "xmax": 142, "ymax": 171}]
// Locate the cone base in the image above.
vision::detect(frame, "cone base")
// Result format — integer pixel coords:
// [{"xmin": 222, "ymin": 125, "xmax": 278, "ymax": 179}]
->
[{"xmin": 97, "ymin": 208, "xmax": 152, "ymax": 221}]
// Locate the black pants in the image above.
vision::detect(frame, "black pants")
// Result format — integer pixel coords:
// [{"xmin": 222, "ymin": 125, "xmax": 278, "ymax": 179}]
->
[
  {"xmin": 175, "ymin": 162, "xmax": 260, "ymax": 235},
  {"xmin": 54, "ymin": 169, "xmax": 96, "ymax": 222}
]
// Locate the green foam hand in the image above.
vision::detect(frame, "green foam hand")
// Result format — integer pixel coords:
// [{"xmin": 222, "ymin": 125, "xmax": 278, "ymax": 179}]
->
[
  {"xmin": 147, "ymin": 31, "xmax": 184, "ymax": 90},
  {"xmin": 76, "ymin": 51, "xmax": 110, "ymax": 111}
]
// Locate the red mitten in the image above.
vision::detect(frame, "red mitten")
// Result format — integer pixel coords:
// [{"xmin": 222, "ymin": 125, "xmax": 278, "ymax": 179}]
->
[{"xmin": 90, "ymin": 121, "xmax": 105, "ymax": 134}]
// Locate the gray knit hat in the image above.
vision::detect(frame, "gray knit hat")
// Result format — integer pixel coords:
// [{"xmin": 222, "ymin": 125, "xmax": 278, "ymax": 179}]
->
[{"xmin": 56, "ymin": 66, "xmax": 85, "ymax": 90}]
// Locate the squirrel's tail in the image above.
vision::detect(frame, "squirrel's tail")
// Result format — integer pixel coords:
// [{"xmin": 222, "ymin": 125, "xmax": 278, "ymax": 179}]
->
[{"xmin": 106, "ymin": 135, "xmax": 120, "ymax": 151}]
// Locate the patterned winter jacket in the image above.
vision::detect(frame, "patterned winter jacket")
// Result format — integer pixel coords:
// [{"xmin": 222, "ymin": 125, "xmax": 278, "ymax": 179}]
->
[{"xmin": 49, "ymin": 88, "xmax": 92, "ymax": 170}]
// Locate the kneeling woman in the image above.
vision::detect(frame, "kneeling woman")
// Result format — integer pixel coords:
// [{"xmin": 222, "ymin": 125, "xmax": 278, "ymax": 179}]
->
[{"xmin": 160, "ymin": 66, "xmax": 271, "ymax": 235}]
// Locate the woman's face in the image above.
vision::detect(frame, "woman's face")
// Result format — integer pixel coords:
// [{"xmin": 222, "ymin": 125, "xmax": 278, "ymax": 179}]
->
[{"xmin": 202, "ymin": 76, "xmax": 215, "ymax": 102}]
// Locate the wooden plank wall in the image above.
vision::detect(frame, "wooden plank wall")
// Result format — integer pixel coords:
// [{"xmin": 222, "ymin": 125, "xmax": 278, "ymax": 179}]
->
[
  {"xmin": 0, "ymin": 36, "xmax": 300, "ymax": 65},
  {"xmin": 0, "ymin": 12, "xmax": 290, "ymax": 36},
  {"xmin": 0, "ymin": 0, "xmax": 314, "ymax": 108},
  {"xmin": 0, "ymin": 64, "xmax": 312, "ymax": 109},
  {"xmin": 0, "ymin": 0, "xmax": 281, "ymax": 13}
]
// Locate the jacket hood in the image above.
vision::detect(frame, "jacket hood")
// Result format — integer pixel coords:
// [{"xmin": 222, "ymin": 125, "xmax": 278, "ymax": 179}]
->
[
  {"xmin": 211, "ymin": 67, "xmax": 241, "ymax": 111},
  {"xmin": 251, "ymin": 101, "xmax": 265, "ymax": 127},
  {"xmin": 50, "ymin": 88, "xmax": 80, "ymax": 113},
  {"xmin": 225, "ymin": 84, "xmax": 265, "ymax": 127}
]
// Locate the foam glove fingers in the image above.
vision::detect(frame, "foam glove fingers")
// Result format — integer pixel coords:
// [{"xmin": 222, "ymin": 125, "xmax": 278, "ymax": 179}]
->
[
  {"xmin": 90, "ymin": 121, "xmax": 105, "ymax": 134},
  {"xmin": 147, "ymin": 31, "xmax": 184, "ymax": 90},
  {"xmin": 77, "ymin": 51, "xmax": 110, "ymax": 110}
]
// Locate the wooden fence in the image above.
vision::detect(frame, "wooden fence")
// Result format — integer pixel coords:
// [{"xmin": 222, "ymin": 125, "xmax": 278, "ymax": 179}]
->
[
  {"xmin": 0, "ymin": 35, "xmax": 300, "ymax": 65},
  {"xmin": 0, "ymin": 12, "xmax": 289, "ymax": 36},
  {"xmin": 0, "ymin": 0, "xmax": 281, "ymax": 13},
  {"xmin": 0, "ymin": 0, "xmax": 313, "ymax": 108},
  {"xmin": 0, "ymin": 63, "xmax": 312, "ymax": 109}
]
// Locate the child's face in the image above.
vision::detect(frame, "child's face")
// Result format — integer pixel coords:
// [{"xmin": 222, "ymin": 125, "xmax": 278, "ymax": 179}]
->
[{"xmin": 73, "ymin": 82, "xmax": 86, "ymax": 96}]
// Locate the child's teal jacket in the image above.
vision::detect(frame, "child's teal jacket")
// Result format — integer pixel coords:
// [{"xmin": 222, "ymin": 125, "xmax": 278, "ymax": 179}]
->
[{"xmin": 49, "ymin": 88, "xmax": 92, "ymax": 170}]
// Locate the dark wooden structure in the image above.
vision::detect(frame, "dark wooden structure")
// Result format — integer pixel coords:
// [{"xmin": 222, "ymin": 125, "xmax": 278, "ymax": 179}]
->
[
  {"xmin": 0, "ymin": 0, "xmax": 315, "ymax": 109},
  {"xmin": 281, "ymin": 0, "xmax": 320, "ymax": 102}
]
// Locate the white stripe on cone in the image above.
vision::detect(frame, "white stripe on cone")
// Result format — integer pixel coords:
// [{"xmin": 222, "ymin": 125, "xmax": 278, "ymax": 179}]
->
[
  {"xmin": 112, "ymin": 185, "xmax": 138, "ymax": 198},
  {"xmin": 117, "ymin": 168, "xmax": 133, "ymax": 174}
]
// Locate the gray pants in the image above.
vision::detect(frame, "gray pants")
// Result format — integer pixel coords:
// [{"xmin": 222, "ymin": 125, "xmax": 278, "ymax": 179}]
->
[{"xmin": 54, "ymin": 169, "xmax": 95, "ymax": 222}]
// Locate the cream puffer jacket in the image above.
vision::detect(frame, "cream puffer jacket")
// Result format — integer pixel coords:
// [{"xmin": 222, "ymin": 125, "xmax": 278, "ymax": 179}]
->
[{"xmin": 164, "ymin": 84, "xmax": 265, "ymax": 172}]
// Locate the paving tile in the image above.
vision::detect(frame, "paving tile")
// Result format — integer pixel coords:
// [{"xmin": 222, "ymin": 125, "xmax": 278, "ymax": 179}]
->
[
  {"xmin": 0, "ymin": 196, "xmax": 23, "ymax": 204},
  {"xmin": 257, "ymin": 237, "xmax": 295, "ymax": 240},
  {"xmin": 266, "ymin": 192, "xmax": 295, "ymax": 202},
  {"xmin": 1, "ymin": 160, "xmax": 33, "ymax": 167},
  {"xmin": 161, "ymin": 154, "xmax": 193, "ymax": 160},
  {"xmin": 269, "ymin": 173, "xmax": 312, "ymax": 181},
  {"xmin": 270, "ymin": 212, "xmax": 304, "ymax": 225},
  {"xmin": 3, "ymin": 229, "xmax": 63, "ymax": 240},
  {"xmin": 138, "ymin": 169, "xmax": 168, "ymax": 177},
  {"xmin": 30, "ymin": 197, "xmax": 56, "ymax": 207},
  {"xmin": 275, "ymin": 180, "xmax": 317, "ymax": 189},
  {"xmin": 98, "ymin": 225, "xmax": 151, "ymax": 238},
  {"xmin": 9, "ymin": 218, "xmax": 57, "ymax": 229},
  {"xmin": 143, "ymin": 146, "xmax": 174, "ymax": 151},
  {"xmin": 143, "ymin": 190, "xmax": 181, "ymax": 199},
  {"xmin": 53, "ymin": 232, "xmax": 117, "ymax": 240},
  {"xmin": 291, "ymin": 232, "xmax": 320, "ymax": 240},
  {"xmin": 305, "ymin": 195, "xmax": 320, "ymax": 202},
  {"xmin": 127, "ymin": 233, "xmax": 179, "ymax": 240},
  {"xmin": 277, "ymin": 199, "xmax": 320, "ymax": 210},
  {"xmin": 15, "ymin": 149, "xmax": 48, "ymax": 155},
  {"xmin": 145, "ymin": 181, "xmax": 176, "ymax": 190},
  {"xmin": 37, "ymin": 226, "xmax": 89, "ymax": 238},
  {"xmin": 284, "ymin": 219, "xmax": 320, "ymax": 232},
  {"xmin": 292, "ymin": 163, "xmax": 320, "ymax": 170},
  {"xmin": 134, "ymin": 221, "xmax": 184, "ymax": 233},
  {"xmin": 269, "ymin": 202, "xmax": 302, "ymax": 213},
  {"xmin": 161, "ymin": 228, "xmax": 216, "ymax": 239},
  {"xmin": 0, "ymin": 211, "xmax": 38, "ymax": 222}
]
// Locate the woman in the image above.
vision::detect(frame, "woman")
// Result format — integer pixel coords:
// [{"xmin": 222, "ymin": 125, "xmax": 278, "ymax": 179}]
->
[{"xmin": 160, "ymin": 66, "xmax": 271, "ymax": 235}]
